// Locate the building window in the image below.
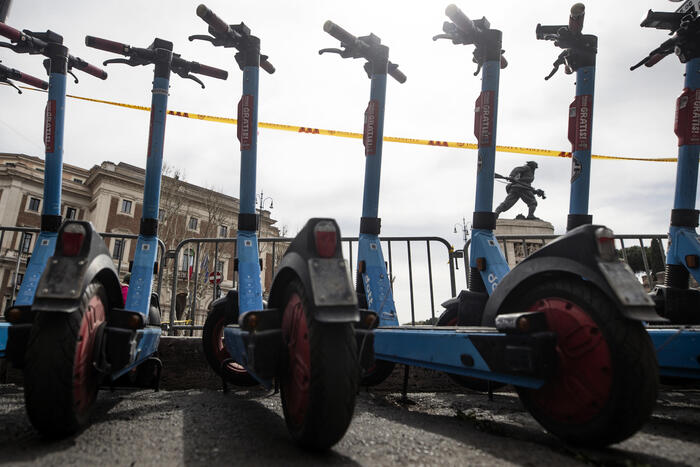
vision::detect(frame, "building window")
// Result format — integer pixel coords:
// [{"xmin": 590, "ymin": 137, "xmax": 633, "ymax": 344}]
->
[
  {"xmin": 159, "ymin": 209, "xmax": 165, "ymax": 222},
  {"xmin": 28, "ymin": 197, "xmax": 40, "ymax": 212},
  {"xmin": 121, "ymin": 199, "xmax": 132, "ymax": 214},
  {"xmin": 219, "ymin": 225, "xmax": 228, "ymax": 238},
  {"xmin": 11, "ymin": 272, "xmax": 24, "ymax": 288},
  {"xmin": 73, "ymin": 178, "xmax": 83, "ymax": 184},
  {"xmin": 113, "ymin": 239, "xmax": 124, "ymax": 259},
  {"xmin": 66, "ymin": 207, "xmax": 77, "ymax": 220},
  {"xmin": 35, "ymin": 167, "xmax": 44, "ymax": 172},
  {"xmin": 188, "ymin": 217, "xmax": 198, "ymax": 231},
  {"xmin": 216, "ymin": 260, "xmax": 225, "ymax": 273},
  {"xmin": 20, "ymin": 232, "xmax": 33, "ymax": 254}
]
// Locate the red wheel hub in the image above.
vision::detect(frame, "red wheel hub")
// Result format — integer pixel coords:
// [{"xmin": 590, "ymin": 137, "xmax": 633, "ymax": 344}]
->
[
  {"xmin": 527, "ymin": 297, "xmax": 612, "ymax": 424},
  {"xmin": 73, "ymin": 294, "xmax": 106, "ymax": 415},
  {"xmin": 281, "ymin": 293, "xmax": 310, "ymax": 426},
  {"xmin": 212, "ymin": 317, "xmax": 248, "ymax": 374}
]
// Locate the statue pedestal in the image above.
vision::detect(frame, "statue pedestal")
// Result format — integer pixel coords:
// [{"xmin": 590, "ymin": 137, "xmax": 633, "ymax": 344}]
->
[{"xmin": 494, "ymin": 218, "xmax": 555, "ymax": 269}]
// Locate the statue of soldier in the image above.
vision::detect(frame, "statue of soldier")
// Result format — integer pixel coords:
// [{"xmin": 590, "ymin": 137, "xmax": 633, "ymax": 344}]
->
[{"xmin": 495, "ymin": 161, "xmax": 544, "ymax": 220}]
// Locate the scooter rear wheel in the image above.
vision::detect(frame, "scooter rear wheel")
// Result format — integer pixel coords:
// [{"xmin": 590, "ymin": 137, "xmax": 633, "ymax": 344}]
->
[
  {"xmin": 510, "ymin": 278, "xmax": 658, "ymax": 447},
  {"xmin": 23, "ymin": 282, "xmax": 107, "ymax": 437},
  {"xmin": 202, "ymin": 303, "xmax": 257, "ymax": 387},
  {"xmin": 280, "ymin": 279, "xmax": 358, "ymax": 450},
  {"xmin": 436, "ymin": 306, "xmax": 506, "ymax": 392}
]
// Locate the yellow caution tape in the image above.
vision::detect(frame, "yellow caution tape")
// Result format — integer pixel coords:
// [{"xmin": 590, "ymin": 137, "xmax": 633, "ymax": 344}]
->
[{"xmin": 11, "ymin": 84, "xmax": 678, "ymax": 163}]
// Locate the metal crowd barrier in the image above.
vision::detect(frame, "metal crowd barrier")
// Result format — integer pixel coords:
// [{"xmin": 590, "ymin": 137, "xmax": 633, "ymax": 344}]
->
[
  {"xmin": 0, "ymin": 226, "xmax": 165, "ymax": 312},
  {"xmin": 460, "ymin": 233, "xmax": 668, "ymax": 290},
  {"xmin": 167, "ymin": 236, "xmax": 457, "ymax": 334}
]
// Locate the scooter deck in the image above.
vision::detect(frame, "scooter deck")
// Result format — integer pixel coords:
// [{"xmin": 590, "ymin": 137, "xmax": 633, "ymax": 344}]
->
[
  {"xmin": 373, "ymin": 326, "xmax": 547, "ymax": 388},
  {"xmin": 647, "ymin": 326, "xmax": 700, "ymax": 379},
  {"xmin": 109, "ymin": 326, "xmax": 161, "ymax": 380}
]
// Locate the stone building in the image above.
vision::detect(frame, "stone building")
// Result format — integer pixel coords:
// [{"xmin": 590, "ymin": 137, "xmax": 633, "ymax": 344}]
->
[
  {"xmin": 0, "ymin": 152, "xmax": 279, "ymax": 326},
  {"xmin": 494, "ymin": 218, "xmax": 555, "ymax": 268}
]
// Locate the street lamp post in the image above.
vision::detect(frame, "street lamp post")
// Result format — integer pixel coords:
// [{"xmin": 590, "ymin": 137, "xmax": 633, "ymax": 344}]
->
[{"xmin": 453, "ymin": 216, "xmax": 469, "ymax": 246}]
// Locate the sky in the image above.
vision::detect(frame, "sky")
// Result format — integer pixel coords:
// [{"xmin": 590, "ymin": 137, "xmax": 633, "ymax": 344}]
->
[{"xmin": 0, "ymin": 1, "xmax": 693, "ymax": 319}]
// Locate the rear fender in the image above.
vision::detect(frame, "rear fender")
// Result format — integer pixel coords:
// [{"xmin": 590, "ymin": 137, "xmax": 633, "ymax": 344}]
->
[
  {"xmin": 32, "ymin": 221, "xmax": 123, "ymax": 315},
  {"xmin": 267, "ymin": 218, "xmax": 358, "ymax": 324},
  {"xmin": 482, "ymin": 258, "xmax": 658, "ymax": 326}
]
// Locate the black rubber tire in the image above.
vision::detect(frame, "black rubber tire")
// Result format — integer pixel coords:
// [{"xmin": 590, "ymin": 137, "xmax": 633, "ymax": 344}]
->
[
  {"xmin": 23, "ymin": 282, "xmax": 107, "ymax": 438},
  {"xmin": 356, "ymin": 290, "xmax": 395, "ymax": 386},
  {"xmin": 280, "ymin": 279, "xmax": 358, "ymax": 450},
  {"xmin": 509, "ymin": 278, "xmax": 658, "ymax": 447},
  {"xmin": 201, "ymin": 299, "xmax": 257, "ymax": 387},
  {"xmin": 435, "ymin": 305, "xmax": 506, "ymax": 392}
]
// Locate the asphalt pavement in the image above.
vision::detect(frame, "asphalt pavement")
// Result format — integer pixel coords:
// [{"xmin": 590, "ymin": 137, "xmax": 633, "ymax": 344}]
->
[{"xmin": 1, "ymin": 383, "xmax": 699, "ymax": 466}]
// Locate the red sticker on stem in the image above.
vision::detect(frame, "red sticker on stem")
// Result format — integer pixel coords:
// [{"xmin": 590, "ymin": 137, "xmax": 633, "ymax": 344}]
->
[
  {"xmin": 675, "ymin": 88, "xmax": 700, "ymax": 146},
  {"xmin": 237, "ymin": 95, "xmax": 254, "ymax": 151},
  {"xmin": 363, "ymin": 100, "xmax": 379, "ymax": 156},
  {"xmin": 568, "ymin": 95, "xmax": 592, "ymax": 152},
  {"xmin": 474, "ymin": 91, "xmax": 495, "ymax": 148},
  {"xmin": 44, "ymin": 100, "xmax": 56, "ymax": 153}
]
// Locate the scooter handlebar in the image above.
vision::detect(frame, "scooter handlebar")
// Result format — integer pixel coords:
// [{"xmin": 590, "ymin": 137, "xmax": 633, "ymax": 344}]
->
[
  {"xmin": 0, "ymin": 21, "xmax": 21, "ymax": 41},
  {"xmin": 196, "ymin": 4, "xmax": 231, "ymax": 35},
  {"xmin": 14, "ymin": 70, "xmax": 49, "ymax": 89},
  {"xmin": 569, "ymin": 3, "xmax": 585, "ymax": 35},
  {"xmin": 189, "ymin": 61, "xmax": 228, "ymax": 80},
  {"xmin": 389, "ymin": 63, "xmax": 406, "ymax": 83},
  {"xmin": 323, "ymin": 20, "xmax": 357, "ymax": 45},
  {"xmin": 445, "ymin": 4, "xmax": 476, "ymax": 36},
  {"xmin": 85, "ymin": 35, "xmax": 129, "ymax": 56},
  {"xmin": 71, "ymin": 57, "xmax": 108, "ymax": 79},
  {"xmin": 260, "ymin": 58, "xmax": 275, "ymax": 74}
]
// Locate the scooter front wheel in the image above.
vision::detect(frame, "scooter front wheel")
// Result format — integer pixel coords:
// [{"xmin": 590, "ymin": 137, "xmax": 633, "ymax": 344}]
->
[
  {"xmin": 23, "ymin": 281, "xmax": 107, "ymax": 437},
  {"xmin": 509, "ymin": 278, "xmax": 658, "ymax": 447},
  {"xmin": 202, "ymin": 303, "xmax": 257, "ymax": 387},
  {"xmin": 280, "ymin": 279, "xmax": 358, "ymax": 450}
]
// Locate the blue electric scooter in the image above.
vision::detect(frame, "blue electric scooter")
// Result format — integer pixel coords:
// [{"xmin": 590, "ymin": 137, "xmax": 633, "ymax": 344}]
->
[
  {"xmin": 191, "ymin": 5, "xmax": 369, "ymax": 451},
  {"xmin": 0, "ymin": 63, "xmax": 48, "ymax": 356},
  {"xmin": 5, "ymin": 31, "xmax": 227, "ymax": 437},
  {"xmin": 0, "ymin": 22, "xmax": 106, "ymax": 368},
  {"xmin": 537, "ymin": 3, "xmax": 597, "ymax": 231},
  {"xmin": 631, "ymin": 0, "xmax": 700, "ymax": 379},
  {"xmin": 323, "ymin": 5, "xmax": 659, "ymax": 446}
]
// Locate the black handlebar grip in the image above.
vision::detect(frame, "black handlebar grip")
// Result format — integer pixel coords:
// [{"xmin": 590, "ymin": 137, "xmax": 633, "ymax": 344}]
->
[
  {"xmin": 445, "ymin": 4, "xmax": 476, "ymax": 36},
  {"xmin": 15, "ymin": 70, "xmax": 49, "ymax": 89},
  {"xmin": 190, "ymin": 61, "xmax": 228, "ymax": 80},
  {"xmin": 569, "ymin": 3, "xmax": 585, "ymax": 35},
  {"xmin": 196, "ymin": 4, "xmax": 230, "ymax": 35},
  {"xmin": 0, "ymin": 22, "xmax": 21, "ymax": 41},
  {"xmin": 85, "ymin": 36, "xmax": 129, "ymax": 55},
  {"xmin": 260, "ymin": 59, "xmax": 275, "ymax": 74},
  {"xmin": 388, "ymin": 64, "xmax": 406, "ymax": 83},
  {"xmin": 323, "ymin": 20, "xmax": 357, "ymax": 44},
  {"xmin": 76, "ymin": 61, "xmax": 108, "ymax": 80}
]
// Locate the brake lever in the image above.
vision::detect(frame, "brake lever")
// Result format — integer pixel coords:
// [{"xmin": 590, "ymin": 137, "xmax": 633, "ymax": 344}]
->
[
  {"xmin": 67, "ymin": 69, "xmax": 78, "ymax": 84},
  {"xmin": 103, "ymin": 57, "xmax": 132, "ymax": 67},
  {"xmin": 544, "ymin": 51, "xmax": 568, "ymax": 80},
  {"xmin": 176, "ymin": 71, "xmax": 205, "ymax": 88},
  {"xmin": 0, "ymin": 77, "xmax": 21, "ymax": 93},
  {"xmin": 188, "ymin": 34, "xmax": 216, "ymax": 44},
  {"xmin": 432, "ymin": 33, "xmax": 453, "ymax": 41},
  {"xmin": 318, "ymin": 47, "xmax": 344, "ymax": 56}
]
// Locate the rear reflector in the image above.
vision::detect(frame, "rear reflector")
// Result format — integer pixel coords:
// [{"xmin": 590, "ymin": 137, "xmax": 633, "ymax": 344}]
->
[
  {"xmin": 313, "ymin": 221, "xmax": 337, "ymax": 258},
  {"xmin": 595, "ymin": 227, "xmax": 617, "ymax": 262},
  {"xmin": 62, "ymin": 223, "xmax": 86, "ymax": 256}
]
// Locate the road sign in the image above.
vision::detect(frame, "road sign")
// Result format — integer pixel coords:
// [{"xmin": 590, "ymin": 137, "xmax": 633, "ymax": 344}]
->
[{"xmin": 209, "ymin": 271, "xmax": 222, "ymax": 284}]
